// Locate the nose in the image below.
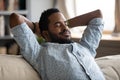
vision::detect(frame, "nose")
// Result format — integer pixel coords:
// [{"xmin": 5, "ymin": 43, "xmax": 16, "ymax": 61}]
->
[{"xmin": 62, "ymin": 22, "xmax": 69, "ymax": 30}]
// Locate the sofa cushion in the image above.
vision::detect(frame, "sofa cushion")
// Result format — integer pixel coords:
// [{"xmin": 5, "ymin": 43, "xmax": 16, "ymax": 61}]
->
[
  {"xmin": 0, "ymin": 54, "xmax": 41, "ymax": 80},
  {"xmin": 96, "ymin": 55, "xmax": 120, "ymax": 80},
  {"xmin": 0, "ymin": 54, "xmax": 120, "ymax": 80}
]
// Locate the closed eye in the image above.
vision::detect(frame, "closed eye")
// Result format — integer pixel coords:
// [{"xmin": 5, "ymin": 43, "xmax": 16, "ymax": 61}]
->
[{"xmin": 54, "ymin": 22, "xmax": 61, "ymax": 27}]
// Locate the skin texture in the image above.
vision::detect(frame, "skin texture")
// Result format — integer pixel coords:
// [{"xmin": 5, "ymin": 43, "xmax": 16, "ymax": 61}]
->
[
  {"xmin": 9, "ymin": 13, "xmax": 41, "ymax": 37},
  {"xmin": 41, "ymin": 10, "xmax": 102, "ymax": 43},
  {"xmin": 42, "ymin": 12, "xmax": 72, "ymax": 43},
  {"xmin": 9, "ymin": 9, "xmax": 102, "ymax": 44}
]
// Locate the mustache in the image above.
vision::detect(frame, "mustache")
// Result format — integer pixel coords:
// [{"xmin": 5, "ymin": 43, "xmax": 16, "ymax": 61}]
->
[{"xmin": 59, "ymin": 29, "xmax": 71, "ymax": 35}]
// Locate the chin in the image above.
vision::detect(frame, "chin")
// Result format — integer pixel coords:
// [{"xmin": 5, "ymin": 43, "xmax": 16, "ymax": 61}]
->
[{"xmin": 57, "ymin": 38, "xmax": 73, "ymax": 44}]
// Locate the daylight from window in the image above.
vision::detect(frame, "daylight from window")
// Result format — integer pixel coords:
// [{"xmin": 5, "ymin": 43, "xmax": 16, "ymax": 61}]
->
[
  {"xmin": 75, "ymin": 0, "xmax": 115, "ymax": 31},
  {"xmin": 70, "ymin": 0, "xmax": 115, "ymax": 37}
]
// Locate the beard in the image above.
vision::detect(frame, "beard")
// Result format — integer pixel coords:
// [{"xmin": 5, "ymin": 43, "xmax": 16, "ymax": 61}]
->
[{"xmin": 48, "ymin": 30, "xmax": 73, "ymax": 44}]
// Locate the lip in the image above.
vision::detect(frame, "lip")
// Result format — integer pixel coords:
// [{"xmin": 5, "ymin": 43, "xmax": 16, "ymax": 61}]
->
[{"xmin": 62, "ymin": 31, "xmax": 71, "ymax": 36}]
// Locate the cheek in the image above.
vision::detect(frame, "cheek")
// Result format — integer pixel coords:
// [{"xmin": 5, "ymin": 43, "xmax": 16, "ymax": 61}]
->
[
  {"xmin": 50, "ymin": 31, "xmax": 60, "ymax": 37},
  {"xmin": 49, "ymin": 28, "xmax": 62, "ymax": 34}
]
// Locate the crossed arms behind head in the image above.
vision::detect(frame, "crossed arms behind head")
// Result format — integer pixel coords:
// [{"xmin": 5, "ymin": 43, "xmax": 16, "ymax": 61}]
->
[{"xmin": 9, "ymin": 9, "xmax": 102, "ymax": 36}]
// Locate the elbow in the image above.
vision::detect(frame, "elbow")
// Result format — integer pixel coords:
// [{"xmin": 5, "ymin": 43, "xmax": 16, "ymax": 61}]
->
[
  {"xmin": 96, "ymin": 9, "xmax": 103, "ymax": 18},
  {"xmin": 9, "ymin": 13, "xmax": 24, "ymax": 28}
]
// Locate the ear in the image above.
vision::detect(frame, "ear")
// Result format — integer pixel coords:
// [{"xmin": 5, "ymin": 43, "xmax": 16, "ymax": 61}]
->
[{"xmin": 42, "ymin": 31, "xmax": 51, "ymax": 41}]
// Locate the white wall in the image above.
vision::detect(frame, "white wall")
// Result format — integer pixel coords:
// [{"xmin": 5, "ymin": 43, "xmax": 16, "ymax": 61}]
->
[{"xmin": 28, "ymin": 0, "xmax": 54, "ymax": 22}]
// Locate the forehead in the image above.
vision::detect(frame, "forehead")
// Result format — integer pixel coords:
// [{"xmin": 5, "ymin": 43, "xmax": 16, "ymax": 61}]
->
[{"xmin": 48, "ymin": 12, "xmax": 66, "ymax": 23}]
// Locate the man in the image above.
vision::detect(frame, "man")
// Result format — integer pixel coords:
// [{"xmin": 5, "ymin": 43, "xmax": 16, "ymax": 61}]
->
[{"xmin": 9, "ymin": 8, "xmax": 105, "ymax": 80}]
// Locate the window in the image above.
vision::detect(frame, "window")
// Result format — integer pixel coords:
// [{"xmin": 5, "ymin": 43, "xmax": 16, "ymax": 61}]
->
[
  {"xmin": 76, "ymin": 0, "xmax": 115, "ymax": 31},
  {"xmin": 70, "ymin": 0, "xmax": 115, "ymax": 37}
]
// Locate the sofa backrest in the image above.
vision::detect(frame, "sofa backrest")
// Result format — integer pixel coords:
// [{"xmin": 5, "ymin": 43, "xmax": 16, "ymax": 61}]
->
[{"xmin": 0, "ymin": 54, "xmax": 41, "ymax": 80}]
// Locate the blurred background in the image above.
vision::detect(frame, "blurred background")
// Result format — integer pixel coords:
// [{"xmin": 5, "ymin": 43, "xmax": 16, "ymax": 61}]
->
[{"xmin": 0, "ymin": 0, "xmax": 120, "ymax": 56}]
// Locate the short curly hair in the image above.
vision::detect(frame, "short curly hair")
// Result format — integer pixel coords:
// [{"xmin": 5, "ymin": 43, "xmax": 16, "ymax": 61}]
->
[{"xmin": 39, "ymin": 8, "xmax": 60, "ymax": 34}]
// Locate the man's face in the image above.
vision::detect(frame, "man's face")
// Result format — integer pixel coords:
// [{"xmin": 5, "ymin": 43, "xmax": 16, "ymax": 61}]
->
[{"xmin": 46, "ymin": 12, "xmax": 72, "ymax": 43}]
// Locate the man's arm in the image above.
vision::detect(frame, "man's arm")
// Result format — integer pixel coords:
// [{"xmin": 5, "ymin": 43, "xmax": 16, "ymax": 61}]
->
[
  {"xmin": 67, "ymin": 9, "xmax": 103, "ymax": 27},
  {"xmin": 9, "ymin": 13, "xmax": 41, "ymax": 36},
  {"xmin": 9, "ymin": 13, "xmax": 41, "ymax": 68},
  {"xmin": 70, "ymin": 10, "xmax": 103, "ymax": 57}
]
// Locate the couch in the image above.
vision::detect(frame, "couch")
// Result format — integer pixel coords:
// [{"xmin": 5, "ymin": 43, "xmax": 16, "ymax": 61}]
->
[
  {"xmin": 96, "ymin": 55, "xmax": 120, "ymax": 80},
  {"xmin": 0, "ymin": 54, "xmax": 120, "ymax": 80}
]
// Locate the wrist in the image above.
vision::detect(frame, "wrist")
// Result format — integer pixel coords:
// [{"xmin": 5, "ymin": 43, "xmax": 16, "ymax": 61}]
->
[{"xmin": 32, "ymin": 22, "xmax": 36, "ymax": 33}]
